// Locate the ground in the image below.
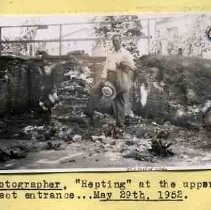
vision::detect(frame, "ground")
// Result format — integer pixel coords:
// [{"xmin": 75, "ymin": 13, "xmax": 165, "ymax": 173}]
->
[
  {"xmin": 0, "ymin": 81, "xmax": 211, "ymax": 169},
  {"xmin": 0, "ymin": 73, "xmax": 211, "ymax": 170},
  {"xmin": 0, "ymin": 121, "xmax": 211, "ymax": 170}
]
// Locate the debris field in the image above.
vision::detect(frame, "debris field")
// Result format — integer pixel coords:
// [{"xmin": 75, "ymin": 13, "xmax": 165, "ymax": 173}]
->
[{"xmin": 0, "ymin": 54, "xmax": 211, "ymax": 169}]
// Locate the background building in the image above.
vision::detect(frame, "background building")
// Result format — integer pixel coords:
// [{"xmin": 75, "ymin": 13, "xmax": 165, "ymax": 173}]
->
[{"xmin": 151, "ymin": 14, "xmax": 211, "ymax": 58}]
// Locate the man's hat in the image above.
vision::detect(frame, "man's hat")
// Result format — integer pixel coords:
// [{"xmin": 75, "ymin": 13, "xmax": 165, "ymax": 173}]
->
[{"xmin": 101, "ymin": 81, "xmax": 117, "ymax": 100}]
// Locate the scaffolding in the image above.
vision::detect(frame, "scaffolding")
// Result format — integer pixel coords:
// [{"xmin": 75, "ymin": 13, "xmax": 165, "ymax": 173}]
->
[{"xmin": 0, "ymin": 18, "xmax": 164, "ymax": 56}]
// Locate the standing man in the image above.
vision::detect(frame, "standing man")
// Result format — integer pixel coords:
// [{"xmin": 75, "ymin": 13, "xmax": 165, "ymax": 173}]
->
[{"xmin": 85, "ymin": 34, "xmax": 135, "ymax": 128}]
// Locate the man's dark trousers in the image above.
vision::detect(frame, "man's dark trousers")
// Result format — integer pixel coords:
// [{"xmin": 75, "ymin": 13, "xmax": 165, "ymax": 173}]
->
[{"xmin": 85, "ymin": 71, "xmax": 126, "ymax": 127}]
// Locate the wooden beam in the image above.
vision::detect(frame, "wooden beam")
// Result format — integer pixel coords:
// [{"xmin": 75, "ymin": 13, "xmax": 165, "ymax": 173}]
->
[{"xmin": 147, "ymin": 19, "xmax": 151, "ymax": 54}]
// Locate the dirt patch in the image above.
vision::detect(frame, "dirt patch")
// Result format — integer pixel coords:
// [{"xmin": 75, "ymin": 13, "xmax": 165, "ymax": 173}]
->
[{"xmin": 0, "ymin": 55, "xmax": 211, "ymax": 169}]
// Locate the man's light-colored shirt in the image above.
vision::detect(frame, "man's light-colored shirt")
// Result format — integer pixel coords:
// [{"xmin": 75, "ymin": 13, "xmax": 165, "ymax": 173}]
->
[{"xmin": 102, "ymin": 47, "xmax": 135, "ymax": 79}]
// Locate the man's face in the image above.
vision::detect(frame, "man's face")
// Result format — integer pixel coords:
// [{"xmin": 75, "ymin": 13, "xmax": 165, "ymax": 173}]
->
[{"xmin": 112, "ymin": 36, "xmax": 121, "ymax": 51}]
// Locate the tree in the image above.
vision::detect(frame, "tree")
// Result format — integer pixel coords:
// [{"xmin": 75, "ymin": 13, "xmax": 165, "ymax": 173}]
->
[
  {"xmin": 93, "ymin": 15, "xmax": 144, "ymax": 60},
  {"xmin": 2, "ymin": 19, "xmax": 41, "ymax": 56}
]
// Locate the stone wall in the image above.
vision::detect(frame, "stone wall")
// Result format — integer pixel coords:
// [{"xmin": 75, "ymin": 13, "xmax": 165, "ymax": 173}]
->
[
  {"xmin": 0, "ymin": 56, "xmax": 54, "ymax": 115},
  {"xmin": 0, "ymin": 54, "xmax": 88, "ymax": 116}
]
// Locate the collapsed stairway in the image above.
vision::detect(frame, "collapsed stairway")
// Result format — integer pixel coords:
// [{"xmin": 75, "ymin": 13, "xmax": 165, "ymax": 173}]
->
[
  {"xmin": 55, "ymin": 77, "xmax": 89, "ymax": 119},
  {"xmin": 51, "ymin": 73, "xmax": 92, "ymax": 139}
]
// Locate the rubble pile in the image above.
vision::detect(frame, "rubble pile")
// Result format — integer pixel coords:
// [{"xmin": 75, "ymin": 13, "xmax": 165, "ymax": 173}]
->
[
  {"xmin": 133, "ymin": 54, "xmax": 211, "ymax": 129},
  {"xmin": 1, "ymin": 54, "xmax": 211, "ymax": 167},
  {"xmin": 34, "ymin": 63, "xmax": 177, "ymax": 163},
  {"xmin": 51, "ymin": 75, "xmax": 90, "ymax": 138},
  {"xmin": 0, "ymin": 53, "xmax": 101, "ymax": 161},
  {"xmin": 0, "ymin": 111, "xmax": 55, "ymax": 161},
  {"xmin": 0, "ymin": 145, "xmax": 27, "ymax": 162},
  {"xmin": 52, "ymin": 74, "xmax": 123, "ymax": 141}
]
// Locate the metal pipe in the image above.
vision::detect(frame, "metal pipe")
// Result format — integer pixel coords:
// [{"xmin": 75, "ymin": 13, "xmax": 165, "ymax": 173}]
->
[
  {"xmin": 0, "ymin": 18, "xmax": 170, "ymax": 28},
  {"xmin": 0, "ymin": 36, "xmax": 152, "ymax": 44}
]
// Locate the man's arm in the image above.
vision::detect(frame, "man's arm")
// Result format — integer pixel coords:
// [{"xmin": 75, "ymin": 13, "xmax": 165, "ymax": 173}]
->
[
  {"xmin": 117, "ymin": 49, "xmax": 135, "ymax": 73},
  {"xmin": 118, "ymin": 61, "xmax": 135, "ymax": 73}
]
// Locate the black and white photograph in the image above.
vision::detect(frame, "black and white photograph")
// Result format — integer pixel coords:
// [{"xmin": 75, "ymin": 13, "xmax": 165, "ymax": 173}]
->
[{"xmin": 0, "ymin": 14, "xmax": 211, "ymax": 170}]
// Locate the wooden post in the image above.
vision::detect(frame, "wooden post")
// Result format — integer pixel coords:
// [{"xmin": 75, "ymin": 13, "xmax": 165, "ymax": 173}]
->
[
  {"xmin": 147, "ymin": 19, "xmax": 150, "ymax": 54},
  {"xmin": 59, "ymin": 25, "xmax": 62, "ymax": 56}
]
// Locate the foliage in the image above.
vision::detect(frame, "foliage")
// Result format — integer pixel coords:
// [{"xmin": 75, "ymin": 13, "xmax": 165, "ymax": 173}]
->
[
  {"xmin": 2, "ymin": 19, "xmax": 40, "ymax": 56},
  {"xmin": 94, "ymin": 15, "xmax": 144, "ymax": 59},
  {"xmin": 151, "ymin": 15, "xmax": 211, "ymax": 57}
]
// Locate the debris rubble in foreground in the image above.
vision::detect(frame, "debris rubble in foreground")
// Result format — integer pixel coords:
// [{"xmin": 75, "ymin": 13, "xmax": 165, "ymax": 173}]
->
[{"xmin": 0, "ymin": 54, "xmax": 211, "ymax": 167}]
